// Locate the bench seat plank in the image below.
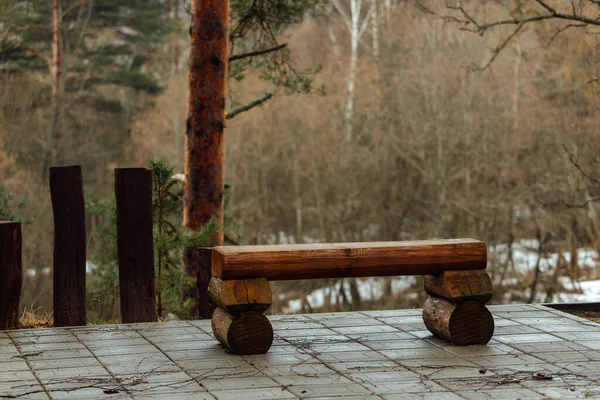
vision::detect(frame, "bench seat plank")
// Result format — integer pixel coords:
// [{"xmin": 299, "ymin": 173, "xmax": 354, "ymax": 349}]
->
[{"xmin": 212, "ymin": 239, "xmax": 487, "ymax": 281}]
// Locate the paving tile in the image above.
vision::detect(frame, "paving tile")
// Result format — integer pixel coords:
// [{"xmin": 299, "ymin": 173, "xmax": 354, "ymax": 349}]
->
[
  {"xmin": 0, "ymin": 380, "xmax": 48, "ymax": 399},
  {"xmin": 361, "ymin": 379, "xmax": 446, "ymax": 394},
  {"xmin": 396, "ymin": 356, "xmax": 479, "ymax": 368},
  {"xmin": 176, "ymin": 357, "xmax": 251, "ymax": 372},
  {"xmin": 271, "ymin": 321, "xmax": 324, "ymax": 330},
  {"xmin": 155, "ymin": 340, "xmax": 218, "ymax": 352},
  {"xmin": 348, "ymin": 368, "xmax": 421, "ymax": 383},
  {"xmin": 11, "ymin": 334, "xmax": 78, "ymax": 345},
  {"xmin": 457, "ymin": 387, "xmax": 541, "ymax": 399},
  {"xmin": 342, "ymin": 330, "xmax": 413, "ymax": 342},
  {"xmin": 185, "ymin": 320, "xmax": 213, "ymax": 331},
  {"xmin": 168, "ymin": 347, "xmax": 245, "ymax": 361},
  {"xmin": 267, "ymin": 314, "xmax": 312, "ymax": 322},
  {"xmin": 243, "ymin": 353, "xmax": 317, "ymax": 366},
  {"xmin": 199, "ymin": 376, "xmax": 281, "ymax": 391},
  {"xmin": 276, "ymin": 373, "xmax": 352, "ymax": 386},
  {"xmin": 254, "ymin": 362, "xmax": 333, "ymax": 377},
  {"xmin": 29, "ymin": 357, "xmax": 104, "ymax": 371},
  {"xmin": 578, "ymin": 340, "xmax": 600, "ymax": 350},
  {"xmin": 382, "ymin": 392, "xmax": 464, "ymax": 400},
  {"xmin": 434, "ymin": 376, "xmax": 526, "ymax": 392},
  {"xmin": 361, "ymin": 309, "xmax": 422, "ymax": 318},
  {"xmin": 274, "ymin": 328, "xmax": 341, "ymax": 338},
  {"xmin": 127, "ymin": 321, "xmax": 193, "ymax": 330},
  {"xmin": 316, "ymin": 350, "xmax": 389, "ymax": 363},
  {"xmin": 273, "ymin": 334, "xmax": 348, "ymax": 345},
  {"xmin": 551, "ymin": 331, "xmax": 600, "ymax": 341},
  {"xmin": 493, "ymin": 325, "xmax": 543, "ymax": 335},
  {"xmin": 532, "ymin": 350, "xmax": 600, "ymax": 363},
  {"xmin": 0, "ymin": 370, "xmax": 38, "ymax": 382},
  {"xmin": 493, "ymin": 333, "xmax": 563, "ymax": 344},
  {"xmin": 133, "ymin": 393, "xmax": 214, "ymax": 399},
  {"xmin": 8, "ymin": 329, "xmax": 66, "ymax": 337},
  {"xmin": 91, "ymin": 344, "xmax": 160, "ymax": 357},
  {"xmin": 379, "ymin": 347, "xmax": 456, "ymax": 360},
  {"xmin": 388, "ymin": 323, "xmax": 429, "ymax": 332},
  {"xmin": 72, "ymin": 329, "xmax": 142, "ymax": 342},
  {"xmin": 328, "ymin": 360, "xmax": 399, "ymax": 372},
  {"xmin": 285, "ymin": 382, "xmax": 372, "ymax": 398},
  {"xmin": 507, "ymin": 341, "xmax": 590, "ymax": 354},
  {"xmin": 331, "ymin": 325, "xmax": 399, "ymax": 335},
  {"xmin": 17, "ymin": 342, "xmax": 87, "ymax": 352},
  {"xmin": 0, "ymin": 360, "xmax": 30, "ymax": 372},
  {"xmin": 317, "ymin": 318, "xmax": 384, "ymax": 328},
  {"xmin": 209, "ymin": 387, "xmax": 296, "ymax": 399},
  {"xmin": 440, "ymin": 343, "xmax": 520, "ymax": 357},
  {"xmin": 48, "ymin": 387, "xmax": 132, "ymax": 399},
  {"xmin": 296, "ymin": 341, "xmax": 372, "ymax": 353},
  {"xmin": 3, "ymin": 304, "xmax": 600, "ymax": 400},
  {"xmin": 85, "ymin": 338, "xmax": 150, "ymax": 350},
  {"xmin": 555, "ymin": 361, "xmax": 600, "ymax": 377},
  {"xmin": 466, "ymin": 354, "xmax": 546, "ymax": 367},
  {"xmin": 411, "ymin": 365, "xmax": 493, "ymax": 379},
  {"xmin": 35, "ymin": 365, "xmax": 111, "ymax": 381},
  {"xmin": 494, "ymin": 310, "xmax": 561, "ymax": 319},
  {"xmin": 362, "ymin": 340, "xmax": 440, "ymax": 352}
]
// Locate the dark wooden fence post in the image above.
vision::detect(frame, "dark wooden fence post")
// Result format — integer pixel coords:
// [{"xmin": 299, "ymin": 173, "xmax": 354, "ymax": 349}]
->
[
  {"xmin": 49, "ymin": 165, "xmax": 87, "ymax": 327},
  {"xmin": 0, "ymin": 222, "xmax": 22, "ymax": 330},
  {"xmin": 115, "ymin": 168, "xmax": 157, "ymax": 323}
]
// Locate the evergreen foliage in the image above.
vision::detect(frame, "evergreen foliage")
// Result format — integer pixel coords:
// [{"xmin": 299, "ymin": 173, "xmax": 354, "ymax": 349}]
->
[
  {"xmin": 0, "ymin": 0, "xmax": 172, "ymax": 95},
  {"xmin": 0, "ymin": 184, "xmax": 17, "ymax": 221},
  {"xmin": 87, "ymin": 160, "xmax": 217, "ymax": 322},
  {"xmin": 229, "ymin": 0, "xmax": 323, "ymax": 95}
]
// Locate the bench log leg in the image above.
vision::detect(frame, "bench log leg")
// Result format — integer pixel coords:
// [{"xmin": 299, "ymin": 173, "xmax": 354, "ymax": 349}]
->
[
  {"xmin": 209, "ymin": 277, "xmax": 274, "ymax": 355},
  {"xmin": 422, "ymin": 270, "xmax": 494, "ymax": 345}
]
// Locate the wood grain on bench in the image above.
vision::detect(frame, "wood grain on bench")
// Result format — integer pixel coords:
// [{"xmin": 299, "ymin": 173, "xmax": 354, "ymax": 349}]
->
[{"xmin": 212, "ymin": 239, "xmax": 487, "ymax": 281}]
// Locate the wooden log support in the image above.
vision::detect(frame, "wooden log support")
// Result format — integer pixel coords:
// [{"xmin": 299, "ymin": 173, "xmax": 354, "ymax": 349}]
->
[
  {"xmin": 49, "ymin": 165, "xmax": 87, "ymax": 327},
  {"xmin": 211, "ymin": 307, "xmax": 273, "ymax": 355},
  {"xmin": 422, "ymin": 296, "xmax": 494, "ymax": 345},
  {"xmin": 213, "ymin": 239, "xmax": 487, "ymax": 281},
  {"xmin": 209, "ymin": 278, "xmax": 272, "ymax": 316},
  {"xmin": 0, "ymin": 222, "xmax": 22, "ymax": 330},
  {"xmin": 424, "ymin": 270, "xmax": 493, "ymax": 303},
  {"xmin": 115, "ymin": 168, "xmax": 157, "ymax": 323}
]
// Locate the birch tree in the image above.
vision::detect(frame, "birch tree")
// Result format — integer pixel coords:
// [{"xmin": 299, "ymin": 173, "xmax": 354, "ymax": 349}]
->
[{"xmin": 331, "ymin": 0, "xmax": 373, "ymax": 140}]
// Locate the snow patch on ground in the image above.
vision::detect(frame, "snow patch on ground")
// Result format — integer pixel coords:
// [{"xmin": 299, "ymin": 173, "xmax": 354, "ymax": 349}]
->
[{"xmin": 285, "ymin": 239, "xmax": 600, "ymax": 312}]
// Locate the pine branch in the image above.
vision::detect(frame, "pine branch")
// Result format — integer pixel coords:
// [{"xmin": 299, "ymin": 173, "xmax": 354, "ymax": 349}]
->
[
  {"xmin": 226, "ymin": 93, "xmax": 273, "ymax": 120},
  {"xmin": 229, "ymin": 43, "xmax": 287, "ymax": 62}
]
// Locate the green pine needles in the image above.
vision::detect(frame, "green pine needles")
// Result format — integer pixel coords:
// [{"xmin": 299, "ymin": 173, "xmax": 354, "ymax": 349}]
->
[
  {"xmin": 149, "ymin": 158, "xmax": 216, "ymax": 319},
  {"xmin": 87, "ymin": 159, "xmax": 217, "ymax": 323}
]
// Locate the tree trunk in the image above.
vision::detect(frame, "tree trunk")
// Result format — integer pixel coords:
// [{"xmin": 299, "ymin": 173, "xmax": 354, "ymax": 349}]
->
[{"xmin": 184, "ymin": 0, "xmax": 230, "ymax": 316}]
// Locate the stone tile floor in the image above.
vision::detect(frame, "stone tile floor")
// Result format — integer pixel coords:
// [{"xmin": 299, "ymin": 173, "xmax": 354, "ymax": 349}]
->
[{"xmin": 1, "ymin": 304, "xmax": 599, "ymax": 399}]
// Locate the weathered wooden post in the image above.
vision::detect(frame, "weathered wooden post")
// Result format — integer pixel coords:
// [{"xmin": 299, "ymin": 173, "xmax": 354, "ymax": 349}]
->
[
  {"xmin": 423, "ymin": 269, "xmax": 495, "ymax": 345},
  {"xmin": 115, "ymin": 168, "xmax": 157, "ymax": 323},
  {"xmin": 49, "ymin": 165, "xmax": 87, "ymax": 327},
  {"xmin": 0, "ymin": 222, "xmax": 22, "ymax": 330}
]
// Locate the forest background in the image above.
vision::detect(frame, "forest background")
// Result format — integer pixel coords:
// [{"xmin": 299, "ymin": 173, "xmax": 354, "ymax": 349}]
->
[{"xmin": 1, "ymin": 0, "xmax": 600, "ymax": 322}]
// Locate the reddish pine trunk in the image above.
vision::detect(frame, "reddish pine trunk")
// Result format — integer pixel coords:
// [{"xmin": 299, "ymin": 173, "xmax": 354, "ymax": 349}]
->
[{"xmin": 184, "ymin": 0, "xmax": 229, "ymax": 317}]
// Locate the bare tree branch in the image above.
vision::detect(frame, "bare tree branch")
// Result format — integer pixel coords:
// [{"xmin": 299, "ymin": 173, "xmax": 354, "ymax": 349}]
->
[
  {"xmin": 226, "ymin": 92, "xmax": 273, "ymax": 120},
  {"xmin": 470, "ymin": 23, "xmax": 524, "ymax": 71},
  {"xmin": 228, "ymin": 43, "xmax": 287, "ymax": 62}
]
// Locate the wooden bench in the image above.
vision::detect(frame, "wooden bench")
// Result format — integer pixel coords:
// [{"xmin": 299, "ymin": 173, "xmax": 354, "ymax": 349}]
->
[{"xmin": 208, "ymin": 238, "xmax": 494, "ymax": 355}]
